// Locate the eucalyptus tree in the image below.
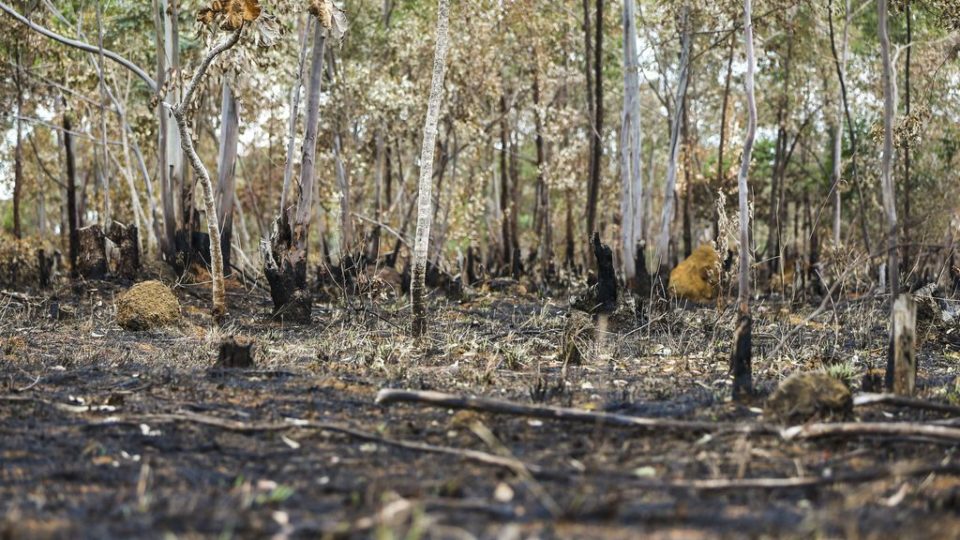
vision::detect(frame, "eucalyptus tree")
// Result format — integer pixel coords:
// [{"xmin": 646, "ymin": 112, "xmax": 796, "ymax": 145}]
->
[
  {"xmin": 731, "ymin": 0, "xmax": 758, "ymax": 401},
  {"xmin": 620, "ymin": 0, "xmax": 643, "ymax": 288},
  {"xmin": 411, "ymin": 0, "xmax": 451, "ymax": 337}
]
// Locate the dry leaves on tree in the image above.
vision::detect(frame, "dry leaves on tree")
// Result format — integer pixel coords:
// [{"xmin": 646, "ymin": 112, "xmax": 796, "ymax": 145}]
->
[
  {"xmin": 308, "ymin": 0, "xmax": 348, "ymax": 42},
  {"xmin": 197, "ymin": 0, "xmax": 262, "ymax": 31}
]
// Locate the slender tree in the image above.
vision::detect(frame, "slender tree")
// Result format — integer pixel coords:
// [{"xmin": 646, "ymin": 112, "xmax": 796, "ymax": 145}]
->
[
  {"xmin": 170, "ymin": 26, "xmax": 246, "ymax": 321},
  {"xmin": 411, "ymin": 0, "xmax": 451, "ymax": 337},
  {"xmin": 656, "ymin": 7, "xmax": 691, "ymax": 278},
  {"xmin": 620, "ymin": 0, "xmax": 643, "ymax": 287},
  {"xmin": 731, "ymin": 0, "xmax": 758, "ymax": 401},
  {"xmin": 878, "ymin": 0, "xmax": 901, "ymax": 389}
]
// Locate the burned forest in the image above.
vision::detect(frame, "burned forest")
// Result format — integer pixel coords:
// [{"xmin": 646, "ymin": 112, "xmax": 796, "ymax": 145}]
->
[{"xmin": 4, "ymin": 0, "xmax": 960, "ymax": 537}]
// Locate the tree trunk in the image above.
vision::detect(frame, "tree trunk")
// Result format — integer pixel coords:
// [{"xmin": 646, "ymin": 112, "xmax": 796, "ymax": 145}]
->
[
  {"xmin": 64, "ymin": 113, "xmax": 80, "ymax": 278},
  {"xmin": 171, "ymin": 27, "xmax": 243, "ymax": 321},
  {"xmin": 902, "ymin": 0, "xmax": 912, "ymax": 280},
  {"xmin": 498, "ymin": 92, "xmax": 512, "ymax": 269},
  {"xmin": 216, "ymin": 74, "xmax": 240, "ymax": 273},
  {"xmin": 532, "ymin": 68, "xmax": 552, "ymax": 275},
  {"xmin": 878, "ymin": 0, "xmax": 899, "ymax": 298},
  {"xmin": 732, "ymin": 0, "xmax": 758, "ymax": 401},
  {"xmin": 827, "ymin": 0, "xmax": 871, "ymax": 256},
  {"xmin": 411, "ymin": 0, "xmax": 451, "ymax": 337},
  {"xmin": 879, "ymin": 0, "xmax": 901, "ymax": 387},
  {"xmin": 13, "ymin": 46, "xmax": 23, "ymax": 240},
  {"xmin": 586, "ymin": 0, "xmax": 604, "ymax": 239},
  {"xmin": 656, "ymin": 9, "xmax": 691, "ymax": 277},
  {"xmin": 620, "ymin": 0, "xmax": 643, "ymax": 287},
  {"xmin": 280, "ymin": 16, "xmax": 312, "ymax": 217},
  {"xmin": 264, "ymin": 24, "xmax": 326, "ymax": 323}
]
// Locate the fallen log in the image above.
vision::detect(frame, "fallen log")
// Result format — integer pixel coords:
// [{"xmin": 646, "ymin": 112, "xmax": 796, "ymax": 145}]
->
[
  {"xmin": 375, "ymin": 388, "xmax": 774, "ymax": 434},
  {"xmin": 854, "ymin": 393, "xmax": 960, "ymax": 416}
]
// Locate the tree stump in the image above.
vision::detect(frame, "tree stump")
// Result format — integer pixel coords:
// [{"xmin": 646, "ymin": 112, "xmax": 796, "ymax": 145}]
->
[
  {"xmin": 261, "ymin": 216, "xmax": 312, "ymax": 323},
  {"xmin": 38, "ymin": 249, "xmax": 54, "ymax": 288},
  {"xmin": 887, "ymin": 294, "xmax": 917, "ymax": 395},
  {"xmin": 108, "ymin": 223, "xmax": 141, "ymax": 280},
  {"xmin": 730, "ymin": 313, "xmax": 753, "ymax": 401},
  {"xmin": 217, "ymin": 336, "xmax": 255, "ymax": 368},
  {"xmin": 591, "ymin": 233, "xmax": 617, "ymax": 313},
  {"xmin": 76, "ymin": 225, "xmax": 107, "ymax": 280}
]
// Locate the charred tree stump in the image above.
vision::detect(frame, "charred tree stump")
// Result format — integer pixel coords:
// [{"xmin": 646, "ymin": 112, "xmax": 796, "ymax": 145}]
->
[
  {"xmin": 217, "ymin": 336, "xmax": 255, "ymax": 368},
  {"xmin": 466, "ymin": 246, "xmax": 479, "ymax": 286},
  {"xmin": 76, "ymin": 225, "xmax": 107, "ymax": 280},
  {"xmin": 108, "ymin": 223, "xmax": 140, "ymax": 280},
  {"xmin": 38, "ymin": 249, "xmax": 54, "ymax": 288},
  {"xmin": 261, "ymin": 216, "xmax": 312, "ymax": 323},
  {"xmin": 730, "ymin": 313, "xmax": 753, "ymax": 401},
  {"xmin": 592, "ymin": 233, "xmax": 617, "ymax": 312},
  {"xmin": 886, "ymin": 294, "xmax": 917, "ymax": 395}
]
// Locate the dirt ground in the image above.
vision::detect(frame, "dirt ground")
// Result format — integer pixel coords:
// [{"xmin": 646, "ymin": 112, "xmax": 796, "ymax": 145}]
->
[{"xmin": 2, "ymin": 273, "xmax": 960, "ymax": 539}]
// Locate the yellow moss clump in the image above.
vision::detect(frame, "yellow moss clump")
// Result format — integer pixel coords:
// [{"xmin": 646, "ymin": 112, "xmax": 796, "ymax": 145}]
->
[
  {"xmin": 115, "ymin": 280, "xmax": 181, "ymax": 331},
  {"xmin": 669, "ymin": 244, "xmax": 721, "ymax": 303},
  {"xmin": 765, "ymin": 372, "xmax": 852, "ymax": 424}
]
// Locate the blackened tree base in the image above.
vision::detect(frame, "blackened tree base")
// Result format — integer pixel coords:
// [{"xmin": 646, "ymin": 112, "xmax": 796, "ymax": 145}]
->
[
  {"xmin": 262, "ymin": 216, "xmax": 312, "ymax": 324},
  {"xmin": 591, "ymin": 233, "xmax": 617, "ymax": 313},
  {"xmin": 217, "ymin": 336, "xmax": 255, "ymax": 368},
  {"xmin": 730, "ymin": 313, "xmax": 753, "ymax": 401}
]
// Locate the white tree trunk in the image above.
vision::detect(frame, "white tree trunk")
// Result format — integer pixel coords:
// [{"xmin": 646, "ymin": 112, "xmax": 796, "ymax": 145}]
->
[
  {"xmin": 411, "ymin": 0, "xmax": 451, "ymax": 337},
  {"xmin": 878, "ymin": 0, "xmax": 899, "ymax": 297},
  {"xmin": 620, "ymin": 0, "xmax": 643, "ymax": 282},
  {"xmin": 738, "ymin": 0, "xmax": 758, "ymax": 311},
  {"xmin": 831, "ymin": 0, "xmax": 851, "ymax": 247},
  {"xmin": 656, "ymin": 8, "xmax": 691, "ymax": 272}
]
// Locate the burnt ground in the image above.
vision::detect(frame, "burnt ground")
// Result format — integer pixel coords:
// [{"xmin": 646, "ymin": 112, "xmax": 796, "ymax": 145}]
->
[{"xmin": 2, "ymin": 273, "xmax": 960, "ymax": 539}]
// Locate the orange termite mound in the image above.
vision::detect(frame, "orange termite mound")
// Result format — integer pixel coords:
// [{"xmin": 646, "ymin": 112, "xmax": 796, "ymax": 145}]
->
[{"xmin": 669, "ymin": 244, "xmax": 721, "ymax": 303}]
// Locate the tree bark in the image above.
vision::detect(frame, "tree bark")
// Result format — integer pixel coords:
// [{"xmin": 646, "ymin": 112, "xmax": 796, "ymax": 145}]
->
[
  {"xmin": 586, "ymin": 0, "xmax": 604, "ymax": 239},
  {"xmin": 732, "ymin": 0, "xmax": 758, "ymax": 401},
  {"xmin": 656, "ymin": 9, "xmax": 691, "ymax": 276},
  {"xmin": 620, "ymin": 0, "xmax": 643, "ymax": 286},
  {"xmin": 264, "ymin": 23, "xmax": 326, "ymax": 323},
  {"xmin": 13, "ymin": 45, "xmax": 23, "ymax": 239},
  {"xmin": 171, "ymin": 26, "xmax": 244, "ymax": 321},
  {"xmin": 64, "ymin": 113, "xmax": 80, "ymax": 278},
  {"xmin": 411, "ymin": 0, "xmax": 451, "ymax": 337},
  {"xmin": 878, "ymin": 0, "xmax": 899, "ymax": 298},
  {"xmin": 216, "ymin": 74, "xmax": 240, "ymax": 273}
]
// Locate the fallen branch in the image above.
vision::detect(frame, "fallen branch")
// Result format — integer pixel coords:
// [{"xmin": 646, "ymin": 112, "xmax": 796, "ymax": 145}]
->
[
  {"xmin": 17, "ymin": 397, "xmax": 959, "ymax": 495},
  {"xmin": 782, "ymin": 421, "xmax": 960, "ymax": 444},
  {"xmin": 660, "ymin": 461, "xmax": 960, "ymax": 491},
  {"xmin": 375, "ymin": 388, "xmax": 775, "ymax": 435},
  {"xmin": 88, "ymin": 410, "xmax": 561, "ymax": 479},
  {"xmin": 854, "ymin": 392, "xmax": 960, "ymax": 416}
]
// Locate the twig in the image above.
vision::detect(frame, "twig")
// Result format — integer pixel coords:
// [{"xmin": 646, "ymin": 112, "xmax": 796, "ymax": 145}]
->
[
  {"xmin": 375, "ymin": 388, "xmax": 775, "ymax": 435},
  {"xmin": 782, "ymin": 421, "xmax": 960, "ymax": 443},
  {"xmin": 854, "ymin": 393, "xmax": 960, "ymax": 416}
]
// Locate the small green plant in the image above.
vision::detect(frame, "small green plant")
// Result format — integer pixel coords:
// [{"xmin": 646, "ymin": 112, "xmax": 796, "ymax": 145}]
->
[
  {"xmin": 824, "ymin": 361, "xmax": 858, "ymax": 390},
  {"xmin": 255, "ymin": 484, "xmax": 295, "ymax": 505}
]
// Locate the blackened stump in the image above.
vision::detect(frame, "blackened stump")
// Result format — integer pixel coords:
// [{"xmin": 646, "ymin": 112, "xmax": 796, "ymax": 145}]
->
[
  {"xmin": 261, "ymin": 215, "xmax": 312, "ymax": 323},
  {"xmin": 592, "ymin": 233, "xmax": 617, "ymax": 312},
  {"xmin": 730, "ymin": 313, "xmax": 753, "ymax": 401},
  {"xmin": 217, "ymin": 336, "xmax": 255, "ymax": 368},
  {"xmin": 76, "ymin": 225, "xmax": 107, "ymax": 280},
  {"xmin": 109, "ymin": 223, "xmax": 140, "ymax": 280},
  {"xmin": 38, "ymin": 249, "xmax": 53, "ymax": 288}
]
